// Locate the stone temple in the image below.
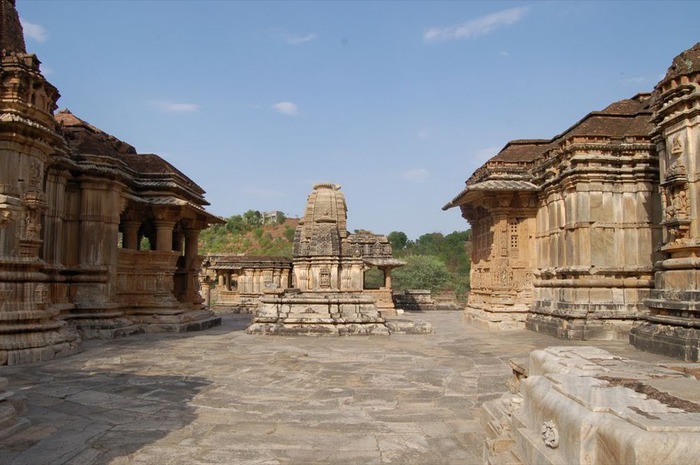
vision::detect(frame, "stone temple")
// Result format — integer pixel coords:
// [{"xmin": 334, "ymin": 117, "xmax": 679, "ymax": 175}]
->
[
  {"xmin": 0, "ymin": 0, "xmax": 221, "ymax": 366},
  {"xmin": 444, "ymin": 42, "xmax": 700, "ymax": 465},
  {"xmin": 444, "ymin": 42, "xmax": 700, "ymax": 363},
  {"xmin": 247, "ymin": 183, "xmax": 430, "ymax": 335}
]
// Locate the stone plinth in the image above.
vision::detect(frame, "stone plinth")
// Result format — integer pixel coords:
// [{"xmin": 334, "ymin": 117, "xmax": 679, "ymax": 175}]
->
[
  {"xmin": 393, "ymin": 289, "xmax": 437, "ymax": 312},
  {"xmin": 117, "ymin": 250, "xmax": 220, "ymax": 333},
  {"xmin": 364, "ymin": 288, "xmax": 396, "ymax": 316},
  {"xmin": 247, "ymin": 290, "xmax": 390, "ymax": 335},
  {"xmin": 482, "ymin": 346, "xmax": 700, "ymax": 465},
  {"xmin": 630, "ymin": 287, "xmax": 700, "ymax": 361}
]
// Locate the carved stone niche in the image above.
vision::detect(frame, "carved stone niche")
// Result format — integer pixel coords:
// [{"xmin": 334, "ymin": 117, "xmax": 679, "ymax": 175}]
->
[
  {"xmin": 0, "ymin": 195, "xmax": 21, "ymax": 228},
  {"xmin": 660, "ymin": 163, "xmax": 691, "ymax": 245}
]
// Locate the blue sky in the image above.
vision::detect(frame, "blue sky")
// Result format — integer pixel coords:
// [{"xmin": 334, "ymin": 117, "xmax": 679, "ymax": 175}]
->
[{"xmin": 16, "ymin": 1, "xmax": 700, "ymax": 239}]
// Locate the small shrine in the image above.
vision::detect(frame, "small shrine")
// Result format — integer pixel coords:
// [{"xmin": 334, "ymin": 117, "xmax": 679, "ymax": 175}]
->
[{"xmin": 247, "ymin": 183, "xmax": 430, "ymax": 335}]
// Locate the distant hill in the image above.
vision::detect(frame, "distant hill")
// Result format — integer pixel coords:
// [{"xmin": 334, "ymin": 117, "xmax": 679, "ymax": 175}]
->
[{"xmin": 199, "ymin": 215, "xmax": 298, "ymax": 257}]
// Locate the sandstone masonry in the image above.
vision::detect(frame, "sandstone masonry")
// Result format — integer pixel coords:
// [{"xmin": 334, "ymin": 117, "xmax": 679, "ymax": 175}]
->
[{"xmin": 445, "ymin": 43, "xmax": 700, "ymax": 362}]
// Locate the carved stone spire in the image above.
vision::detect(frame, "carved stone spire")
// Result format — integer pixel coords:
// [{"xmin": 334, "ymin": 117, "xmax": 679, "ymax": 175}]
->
[{"xmin": 0, "ymin": 0, "xmax": 27, "ymax": 56}]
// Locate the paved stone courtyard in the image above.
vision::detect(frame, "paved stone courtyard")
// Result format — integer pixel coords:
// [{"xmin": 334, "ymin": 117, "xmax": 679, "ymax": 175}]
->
[{"xmin": 0, "ymin": 312, "xmax": 675, "ymax": 465}]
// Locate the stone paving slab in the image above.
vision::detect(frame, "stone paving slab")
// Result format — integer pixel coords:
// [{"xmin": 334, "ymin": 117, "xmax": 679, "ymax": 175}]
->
[{"xmin": 0, "ymin": 312, "xmax": 678, "ymax": 465}]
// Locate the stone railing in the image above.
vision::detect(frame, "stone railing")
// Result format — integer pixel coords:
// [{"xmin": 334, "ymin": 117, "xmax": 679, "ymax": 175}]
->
[{"xmin": 116, "ymin": 249, "xmax": 180, "ymax": 310}]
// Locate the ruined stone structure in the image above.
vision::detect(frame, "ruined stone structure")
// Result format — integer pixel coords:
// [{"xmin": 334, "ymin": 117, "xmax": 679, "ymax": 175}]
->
[
  {"xmin": 201, "ymin": 255, "xmax": 292, "ymax": 311},
  {"xmin": 445, "ymin": 43, "xmax": 700, "ymax": 361},
  {"xmin": 0, "ymin": 0, "xmax": 221, "ymax": 370},
  {"xmin": 248, "ymin": 183, "xmax": 429, "ymax": 335},
  {"xmin": 482, "ymin": 347, "xmax": 700, "ymax": 465}
]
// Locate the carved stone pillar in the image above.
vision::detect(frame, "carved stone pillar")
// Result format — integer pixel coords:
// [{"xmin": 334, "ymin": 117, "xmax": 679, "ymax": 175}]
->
[
  {"xmin": 43, "ymin": 168, "xmax": 73, "ymax": 318},
  {"xmin": 155, "ymin": 220, "xmax": 176, "ymax": 252},
  {"xmin": 182, "ymin": 226, "xmax": 202, "ymax": 306},
  {"xmin": 121, "ymin": 220, "xmax": 141, "ymax": 250}
]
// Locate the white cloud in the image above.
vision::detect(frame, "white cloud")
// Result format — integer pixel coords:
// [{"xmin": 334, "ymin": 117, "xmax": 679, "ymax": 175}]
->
[
  {"xmin": 272, "ymin": 101, "xmax": 299, "ymax": 116},
  {"xmin": 402, "ymin": 168, "xmax": 429, "ymax": 183},
  {"xmin": 285, "ymin": 33, "xmax": 317, "ymax": 45},
  {"xmin": 151, "ymin": 100, "xmax": 200, "ymax": 113},
  {"xmin": 20, "ymin": 18, "xmax": 47, "ymax": 43},
  {"xmin": 424, "ymin": 6, "xmax": 529, "ymax": 42},
  {"xmin": 500, "ymin": 51, "xmax": 510, "ymax": 56}
]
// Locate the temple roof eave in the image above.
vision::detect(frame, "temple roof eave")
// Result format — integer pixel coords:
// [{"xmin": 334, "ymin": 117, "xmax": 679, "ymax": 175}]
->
[
  {"xmin": 363, "ymin": 258, "xmax": 406, "ymax": 268},
  {"xmin": 443, "ymin": 180, "xmax": 539, "ymax": 210},
  {"xmin": 123, "ymin": 193, "xmax": 224, "ymax": 225}
]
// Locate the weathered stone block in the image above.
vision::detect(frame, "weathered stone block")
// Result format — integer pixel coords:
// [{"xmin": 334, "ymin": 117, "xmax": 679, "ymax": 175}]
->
[
  {"xmin": 484, "ymin": 346, "xmax": 700, "ymax": 465},
  {"xmin": 630, "ymin": 323, "xmax": 700, "ymax": 362}
]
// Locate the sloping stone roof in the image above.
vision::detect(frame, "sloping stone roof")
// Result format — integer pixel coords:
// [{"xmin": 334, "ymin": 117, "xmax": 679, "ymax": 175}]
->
[
  {"xmin": 444, "ymin": 94, "xmax": 654, "ymax": 210},
  {"xmin": 489, "ymin": 140, "xmax": 550, "ymax": 164},
  {"xmin": 467, "ymin": 180, "xmax": 539, "ymax": 191},
  {"xmin": 56, "ymin": 109, "xmax": 137, "ymax": 157},
  {"xmin": 56, "ymin": 109, "xmax": 207, "ymax": 200},
  {"xmin": 553, "ymin": 95, "xmax": 653, "ymax": 140}
]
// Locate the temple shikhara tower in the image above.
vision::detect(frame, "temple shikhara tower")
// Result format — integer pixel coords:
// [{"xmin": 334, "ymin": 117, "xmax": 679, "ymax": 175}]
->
[
  {"xmin": 631, "ymin": 44, "xmax": 700, "ymax": 360},
  {"xmin": 248, "ymin": 183, "xmax": 428, "ymax": 335},
  {"xmin": 0, "ymin": 0, "xmax": 221, "ymax": 367},
  {"xmin": 445, "ymin": 42, "xmax": 700, "ymax": 361}
]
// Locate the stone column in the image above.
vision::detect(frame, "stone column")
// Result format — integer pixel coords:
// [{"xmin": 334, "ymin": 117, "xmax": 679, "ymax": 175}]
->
[
  {"xmin": 121, "ymin": 220, "xmax": 141, "ymax": 250},
  {"xmin": 155, "ymin": 220, "xmax": 176, "ymax": 252},
  {"xmin": 253, "ymin": 269, "xmax": 261, "ymax": 293},
  {"xmin": 283, "ymin": 269, "xmax": 291, "ymax": 288},
  {"xmin": 43, "ymin": 168, "xmax": 72, "ymax": 317},
  {"xmin": 182, "ymin": 226, "xmax": 202, "ymax": 305}
]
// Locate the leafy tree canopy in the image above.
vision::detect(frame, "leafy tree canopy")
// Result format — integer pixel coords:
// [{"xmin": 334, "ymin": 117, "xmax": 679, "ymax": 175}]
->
[
  {"xmin": 393, "ymin": 255, "xmax": 450, "ymax": 292},
  {"xmin": 389, "ymin": 229, "xmax": 471, "ymax": 299},
  {"xmin": 388, "ymin": 231, "xmax": 408, "ymax": 251}
]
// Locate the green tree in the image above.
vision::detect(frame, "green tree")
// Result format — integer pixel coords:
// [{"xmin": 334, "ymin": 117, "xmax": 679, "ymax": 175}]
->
[
  {"xmin": 243, "ymin": 210, "xmax": 262, "ymax": 228},
  {"xmin": 225, "ymin": 215, "xmax": 246, "ymax": 233},
  {"xmin": 388, "ymin": 231, "xmax": 408, "ymax": 253},
  {"xmin": 410, "ymin": 232, "xmax": 444, "ymax": 256},
  {"xmin": 393, "ymin": 255, "xmax": 450, "ymax": 292}
]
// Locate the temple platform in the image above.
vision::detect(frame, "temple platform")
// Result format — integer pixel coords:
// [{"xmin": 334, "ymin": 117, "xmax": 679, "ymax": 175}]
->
[{"xmin": 2, "ymin": 311, "xmax": 692, "ymax": 465}]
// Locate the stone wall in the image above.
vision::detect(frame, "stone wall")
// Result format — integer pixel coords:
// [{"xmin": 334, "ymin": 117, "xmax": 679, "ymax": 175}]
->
[
  {"xmin": 528, "ymin": 129, "xmax": 660, "ymax": 340},
  {"xmin": 458, "ymin": 185, "xmax": 539, "ymax": 331}
]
